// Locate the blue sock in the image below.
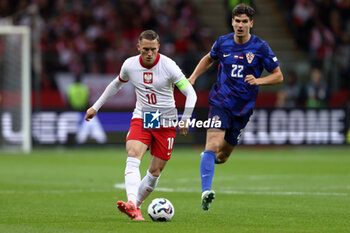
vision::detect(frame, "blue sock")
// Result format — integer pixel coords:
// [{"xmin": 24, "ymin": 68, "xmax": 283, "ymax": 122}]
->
[{"xmin": 200, "ymin": 150, "xmax": 216, "ymax": 193}]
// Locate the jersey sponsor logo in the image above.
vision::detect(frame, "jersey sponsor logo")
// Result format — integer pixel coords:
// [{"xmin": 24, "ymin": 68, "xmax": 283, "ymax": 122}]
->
[
  {"xmin": 143, "ymin": 72, "xmax": 153, "ymax": 84},
  {"xmin": 273, "ymin": 56, "xmax": 278, "ymax": 62},
  {"xmin": 143, "ymin": 109, "xmax": 161, "ymax": 129},
  {"xmin": 246, "ymin": 52, "xmax": 255, "ymax": 64}
]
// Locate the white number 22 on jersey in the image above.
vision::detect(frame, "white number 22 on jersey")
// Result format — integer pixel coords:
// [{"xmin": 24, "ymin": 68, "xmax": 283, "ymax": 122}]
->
[{"xmin": 231, "ymin": 64, "xmax": 244, "ymax": 78}]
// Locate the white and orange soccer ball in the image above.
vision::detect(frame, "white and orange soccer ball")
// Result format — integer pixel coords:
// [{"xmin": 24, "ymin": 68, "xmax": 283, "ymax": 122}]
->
[{"xmin": 147, "ymin": 198, "xmax": 175, "ymax": 222}]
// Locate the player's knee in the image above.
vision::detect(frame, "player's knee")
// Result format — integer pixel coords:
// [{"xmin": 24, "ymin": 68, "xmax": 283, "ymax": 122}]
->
[{"xmin": 127, "ymin": 149, "xmax": 142, "ymax": 159}]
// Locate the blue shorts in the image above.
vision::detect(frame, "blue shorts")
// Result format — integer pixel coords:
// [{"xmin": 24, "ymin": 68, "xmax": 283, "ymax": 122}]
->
[{"xmin": 208, "ymin": 105, "xmax": 252, "ymax": 146}]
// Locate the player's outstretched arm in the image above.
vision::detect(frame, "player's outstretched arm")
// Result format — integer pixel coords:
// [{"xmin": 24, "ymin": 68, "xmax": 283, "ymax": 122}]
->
[
  {"xmin": 188, "ymin": 53, "xmax": 215, "ymax": 85},
  {"xmin": 245, "ymin": 66, "xmax": 283, "ymax": 86},
  {"xmin": 84, "ymin": 77, "xmax": 126, "ymax": 122},
  {"xmin": 175, "ymin": 78, "xmax": 197, "ymax": 136}
]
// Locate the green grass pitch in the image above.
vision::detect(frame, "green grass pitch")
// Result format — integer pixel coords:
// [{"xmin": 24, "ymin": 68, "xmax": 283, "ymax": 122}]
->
[{"xmin": 0, "ymin": 146, "xmax": 349, "ymax": 233}]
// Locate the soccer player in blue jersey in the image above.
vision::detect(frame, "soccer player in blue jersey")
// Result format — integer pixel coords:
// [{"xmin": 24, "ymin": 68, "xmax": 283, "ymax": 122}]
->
[{"xmin": 188, "ymin": 3, "xmax": 283, "ymax": 210}]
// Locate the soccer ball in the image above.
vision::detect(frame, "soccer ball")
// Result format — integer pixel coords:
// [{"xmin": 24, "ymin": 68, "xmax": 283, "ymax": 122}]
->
[{"xmin": 147, "ymin": 198, "xmax": 175, "ymax": 222}]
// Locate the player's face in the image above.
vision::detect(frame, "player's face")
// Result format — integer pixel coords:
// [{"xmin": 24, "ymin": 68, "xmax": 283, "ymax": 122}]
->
[
  {"xmin": 137, "ymin": 39, "xmax": 160, "ymax": 67},
  {"xmin": 232, "ymin": 14, "xmax": 253, "ymax": 40}
]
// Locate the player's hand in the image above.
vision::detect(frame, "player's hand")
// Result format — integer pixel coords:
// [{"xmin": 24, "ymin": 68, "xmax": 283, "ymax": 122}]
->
[
  {"xmin": 179, "ymin": 126, "xmax": 189, "ymax": 136},
  {"xmin": 187, "ymin": 76, "xmax": 195, "ymax": 85},
  {"xmin": 84, "ymin": 107, "xmax": 97, "ymax": 121},
  {"xmin": 178, "ymin": 120, "xmax": 189, "ymax": 136},
  {"xmin": 244, "ymin": 75, "xmax": 260, "ymax": 86}
]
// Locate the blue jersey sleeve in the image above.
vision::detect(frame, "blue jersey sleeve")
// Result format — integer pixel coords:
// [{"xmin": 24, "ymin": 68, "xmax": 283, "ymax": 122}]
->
[
  {"xmin": 210, "ymin": 40, "xmax": 219, "ymax": 60},
  {"xmin": 261, "ymin": 42, "xmax": 279, "ymax": 72}
]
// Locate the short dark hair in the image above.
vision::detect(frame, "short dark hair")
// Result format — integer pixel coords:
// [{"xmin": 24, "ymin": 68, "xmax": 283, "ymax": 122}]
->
[
  {"xmin": 139, "ymin": 30, "xmax": 160, "ymax": 44},
  {"xmin": 232, "ymin": 4, "xmax": 255, "ymax": 21}
]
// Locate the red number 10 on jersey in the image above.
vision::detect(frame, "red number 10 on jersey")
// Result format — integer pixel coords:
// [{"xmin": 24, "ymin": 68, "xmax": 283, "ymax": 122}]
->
[{"xmin": 146, "ymin": 93, "xmax": 157, "ymax": 104}]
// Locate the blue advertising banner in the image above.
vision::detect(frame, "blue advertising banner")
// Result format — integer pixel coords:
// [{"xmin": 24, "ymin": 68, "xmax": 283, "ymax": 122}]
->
[{"xmin": 0, "ymin": 108, "xmax": 349, "ymax": 146}]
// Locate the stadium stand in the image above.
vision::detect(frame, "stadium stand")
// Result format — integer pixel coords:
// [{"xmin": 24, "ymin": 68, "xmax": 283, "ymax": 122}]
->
[{"xmin": 1, "ymin": 0, "xmax": 349, "ymax": 109}]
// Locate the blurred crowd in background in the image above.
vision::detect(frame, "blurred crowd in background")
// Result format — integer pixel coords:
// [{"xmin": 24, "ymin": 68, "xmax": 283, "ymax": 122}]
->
[
  {"xmin": 0, "ymin": 0, "xmax": 214, "ymax": 92},
  {"xmin": 277, "ymin": 0, "xmax": 349, "ymax": 108},
  {"xmin": 1, "ymin": 0, "xmax": 349, "ymax": 109}
]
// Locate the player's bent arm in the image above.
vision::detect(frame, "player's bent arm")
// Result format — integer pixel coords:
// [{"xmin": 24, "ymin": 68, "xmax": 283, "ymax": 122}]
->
[
  {"xmin": 245, "ymin": 66, "xmax": 283, "ymax": 86},
  {"xmin": 84, "ymin": 78, "xmax": 126, "ymax": 121},
  {"xmin": 188, "ymin": 53, "xmax": 215, "ymax": 85},
  {"xmin": 176, "ymin": 78, "xmax": 197, "ymax": 136},
  {"xmin": 176, "ymin": 78, "xmax": 197, "ymax": 122},
  {"xmin": 257, "ymin": 66, "xmax": 283, "ymax": 85}
]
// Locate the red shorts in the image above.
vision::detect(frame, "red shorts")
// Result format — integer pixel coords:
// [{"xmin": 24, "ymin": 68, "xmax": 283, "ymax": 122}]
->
[{"xmin": 126, "ymin": 118, "xmax": 177, "ymax": 160}]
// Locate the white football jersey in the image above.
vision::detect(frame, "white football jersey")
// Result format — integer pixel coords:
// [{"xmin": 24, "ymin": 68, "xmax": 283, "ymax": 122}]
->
[{"xmin": 119, "ymin": 53, "xmax": 184, "ymax": 119}]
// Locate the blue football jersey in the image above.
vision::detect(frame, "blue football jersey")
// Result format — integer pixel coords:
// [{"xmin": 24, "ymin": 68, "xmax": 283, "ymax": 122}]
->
[{"xmin": 209, "ymin": 32, "xmax": 279, "ymax": 116}]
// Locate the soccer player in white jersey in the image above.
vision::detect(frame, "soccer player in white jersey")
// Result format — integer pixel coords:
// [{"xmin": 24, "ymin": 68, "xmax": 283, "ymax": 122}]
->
[{"xmin": 84, "ymin": 30, "xmax": 197, "ymax": 221}]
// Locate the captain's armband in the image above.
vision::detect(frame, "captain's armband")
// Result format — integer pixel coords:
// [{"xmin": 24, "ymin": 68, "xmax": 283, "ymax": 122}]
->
[{"xmin": 175, "ymin": 77, "xmax": 190, "ymax": 91}]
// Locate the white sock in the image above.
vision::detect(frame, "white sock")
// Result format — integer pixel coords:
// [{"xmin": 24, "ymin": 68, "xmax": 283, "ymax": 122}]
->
[
  {"xmin": 136, "ymin": 170, "xmax": 159, "ymax": 208},
  {"xmin": 124, "ymin": 157, "xmax": 141, "ymax": 206}
]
